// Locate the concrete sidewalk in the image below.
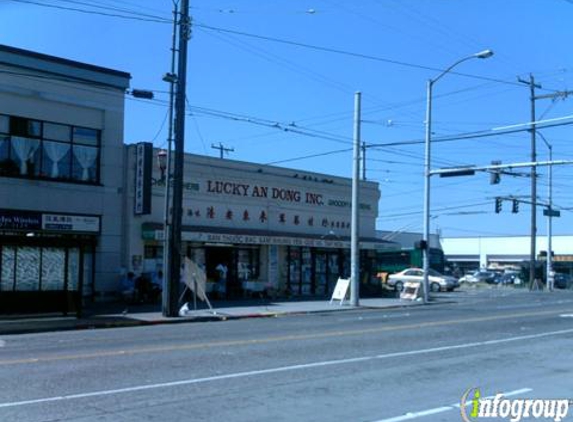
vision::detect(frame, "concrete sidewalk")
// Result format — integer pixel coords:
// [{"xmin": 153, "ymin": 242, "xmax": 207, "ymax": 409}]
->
[{"xmin": 0, "ymin": 297, "xmax": 426, "ymax": 335}]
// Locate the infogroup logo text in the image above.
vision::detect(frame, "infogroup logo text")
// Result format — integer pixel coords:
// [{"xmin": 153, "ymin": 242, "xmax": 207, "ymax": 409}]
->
[{"xmin": 460, "ymin": 388, "xmax": 571, "ymax": 422}]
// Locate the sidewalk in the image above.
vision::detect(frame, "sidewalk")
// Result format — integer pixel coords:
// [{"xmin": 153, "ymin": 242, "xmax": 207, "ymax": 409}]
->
[{"xmin": 0, "ymin": 296, "xmax": 427, "ymax": 335}]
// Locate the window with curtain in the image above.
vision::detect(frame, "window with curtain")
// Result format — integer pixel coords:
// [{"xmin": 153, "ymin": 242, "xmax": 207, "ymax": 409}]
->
[
  {"xmin": 11, "ymin": 136, "xmax": 40, "ymax": 176},
  {"xmin": 0, "ymin": 114, "xmax": 100, "ymax": 183}
]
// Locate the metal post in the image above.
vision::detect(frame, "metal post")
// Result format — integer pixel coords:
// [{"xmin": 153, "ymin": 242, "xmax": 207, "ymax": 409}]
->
[
  {"xmin": 547, "ymin": 143, "xmax": 553, "ymax": 291},
  {"xmin": 165, "ymin": 0, "xmax": 190, "ymax": 317},
  {"xmin": 162, "ymin": 2, "xmax": 178, "ymax": 312},
  {"xmin": 529, "ymin": 74, "xmax": 538, "ymax": 290},
  {"xmin": 421, "ymin": 50, "xmax": 493, "ymax": 303},
  {"xmin": 361, "ymin": 141, "xmax": 366, "ymax": 180},
  {"xmin": 422, "ymin": 79, "xmax": 432, "ymax": 303},
  {"xmin": 350, "ymin": 92, "xmax": 361, "ymax": 307}
]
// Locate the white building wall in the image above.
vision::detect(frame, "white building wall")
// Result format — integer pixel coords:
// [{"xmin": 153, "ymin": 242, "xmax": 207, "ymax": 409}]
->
[
  {"xmin": 442, "ymin": 235, "xmax": 573, "ymax": 267},
  {"xmin": 0, "ymin": 48, "xmax": 129, "ymax": 297}
]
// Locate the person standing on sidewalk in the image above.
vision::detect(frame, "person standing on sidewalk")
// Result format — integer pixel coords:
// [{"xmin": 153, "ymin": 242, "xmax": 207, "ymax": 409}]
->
[{"xmin": 215, "ymin": 262, "xmax": 228, "ymax": 299}]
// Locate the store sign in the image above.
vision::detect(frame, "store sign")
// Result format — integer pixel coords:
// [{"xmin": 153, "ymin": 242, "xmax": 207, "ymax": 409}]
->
[
  {"xmin": 184, "ymin": 231, "xmax": 349, "ymax": 248},
  {"xmin": 0, "ymin": 209, "xmax": 41, "ymax": 230},
  {"xmin": 206, "ymin": 180, "xmax": 325, "ymax": 206},
  {"xmin": 42, "ymin": 214, "xmax": 100, "ymax": 233},
  {"xmin": 134, "ymin": 142, "xmax": 152, "ymax": 215}
]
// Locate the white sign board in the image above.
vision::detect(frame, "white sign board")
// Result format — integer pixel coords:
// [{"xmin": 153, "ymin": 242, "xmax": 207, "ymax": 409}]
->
[
  {"xmin": 42, "ymin": 214, "xmax": 100, "ymax": 233},
  {"xmin": 329, "ymin": 278, "xmax": 351, "ymax": 305},
  {"xmin": 400, "ymin": 281, "xmax": 423, "ymax": 301}
]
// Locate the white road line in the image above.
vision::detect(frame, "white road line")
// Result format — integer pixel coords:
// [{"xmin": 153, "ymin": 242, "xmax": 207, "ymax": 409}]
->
[
  {"xmin": 0, "ymin": 329, "xmax": 570, "ymax": 410},
  {"xmin": 560, "ymin": 314, "xmax": 573, "ymax": 318},
  {"xmin": 373, "ymin": 388, "xmax": 533, "ymax": 422},
  {"xmin": 371, "ymin": 406, "xmax": 453, "ymax": 422}
]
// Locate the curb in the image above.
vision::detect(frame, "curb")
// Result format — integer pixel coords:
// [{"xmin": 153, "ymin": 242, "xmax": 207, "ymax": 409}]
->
[{"xmin": 0, "ymin": 299, "xmax": 455, "ymax": 335}]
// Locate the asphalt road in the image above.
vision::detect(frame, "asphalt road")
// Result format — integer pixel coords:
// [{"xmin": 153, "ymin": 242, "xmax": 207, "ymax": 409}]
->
[{"xmin": 1, "ymin": 288, "xmax": 572, "ymax": 422}]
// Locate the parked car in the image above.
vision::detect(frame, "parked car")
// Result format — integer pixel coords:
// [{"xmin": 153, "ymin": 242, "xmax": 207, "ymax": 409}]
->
[
  {"xmin": 387, "ymin": 268, "xmax": 458, "ymax": 292},
  {"xmin": 554, "ymin": 273, "xmax": 572, "ymax": 289},
  {"xmin": 459, "ymin": 270, "xmax": 497, "ymax": 284}
]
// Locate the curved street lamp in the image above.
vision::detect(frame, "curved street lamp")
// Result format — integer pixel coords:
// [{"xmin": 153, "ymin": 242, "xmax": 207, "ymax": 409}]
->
[{"xmin": 422, "ymin": 50, "xmax": 494, "ymax": 303}]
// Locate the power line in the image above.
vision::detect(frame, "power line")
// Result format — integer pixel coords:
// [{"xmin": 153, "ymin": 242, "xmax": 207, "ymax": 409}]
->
[
  {"xmin": 195, "ymin": 22, "xmax": 543, "ymax": 89},
  {"xmin": 8, "ymin": 0, "xmax": 171, "ymax": 23}
]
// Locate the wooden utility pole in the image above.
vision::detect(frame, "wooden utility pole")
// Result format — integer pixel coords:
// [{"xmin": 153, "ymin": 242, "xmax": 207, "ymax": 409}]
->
[{"xmin": 164, "ymin": 0, "xmax": 191, "ymax": 317}]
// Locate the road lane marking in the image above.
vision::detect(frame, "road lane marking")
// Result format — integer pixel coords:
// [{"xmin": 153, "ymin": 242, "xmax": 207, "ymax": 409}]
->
[
  {"xmin": 371, "ymin": 406, "xmax": 452, "ymax": 422},
  {"xmin": 2, "ymin": 307, "xmax": 573, "ymax": 366},
  {"xmin": 0, "ymin": 329, "xmax": 568, "ymax": 410},
  {"xmin": 560, "ymin": 314, "xmax": 573, "ymax": 318}
]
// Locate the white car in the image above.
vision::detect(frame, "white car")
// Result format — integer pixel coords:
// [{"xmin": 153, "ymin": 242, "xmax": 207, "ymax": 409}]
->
[{"xmin": 387, "ymin": 268, "xmax": 459, "ymax": 292}]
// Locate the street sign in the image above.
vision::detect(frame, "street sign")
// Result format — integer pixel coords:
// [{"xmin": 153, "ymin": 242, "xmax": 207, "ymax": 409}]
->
[{"xmin": 543, "ymin": 209, "xmax": 561, "ymax": 217}]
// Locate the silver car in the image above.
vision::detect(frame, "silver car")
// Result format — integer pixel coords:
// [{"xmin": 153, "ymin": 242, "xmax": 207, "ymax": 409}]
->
[{"xmin": 387, "ymin": 268, "xmax": 459, "ymax": 292}]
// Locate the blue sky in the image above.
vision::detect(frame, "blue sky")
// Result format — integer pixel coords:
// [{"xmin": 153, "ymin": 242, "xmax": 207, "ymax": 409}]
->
[{"xmin": 2, "ymin": 0, "xmax": 573, "ymax": 240}]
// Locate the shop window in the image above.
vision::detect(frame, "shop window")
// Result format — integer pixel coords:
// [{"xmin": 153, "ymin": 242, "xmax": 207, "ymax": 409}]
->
[
  {"xmin": 1, "ymin": 247, "xmax": 16, "ymax": 291},
  {"xmin": 68, "ymin": 248, "xmax": 80, "ymax": 292},
  {"xmin": 81, "ymin": 249, "xmax": 93, "ymax": 296},
  {"xmin": 16, "ymin": 247, "xmax": 40, "ymax": 291},
  {"xmin": 237, "ymin": 249, "xmax": 260, "ymax": 281},
  {"xmin": 41, "ymin": 248, "xmax": 66, "ymax": 290}
]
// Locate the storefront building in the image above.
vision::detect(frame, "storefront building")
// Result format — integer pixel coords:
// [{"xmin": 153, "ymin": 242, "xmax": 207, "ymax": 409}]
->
[
  {"xmin": 124, "ymin": 144, "xmax": 389, "ymax": 299},
  {"xmin": 0, "ymin": 45, "xmax": 130, "ymax": 313}
]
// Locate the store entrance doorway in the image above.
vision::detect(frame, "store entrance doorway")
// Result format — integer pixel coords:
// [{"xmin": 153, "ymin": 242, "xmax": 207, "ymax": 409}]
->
[{"xmin": 205, "ymin": 246, "xmax": 238, "ymax": 299}]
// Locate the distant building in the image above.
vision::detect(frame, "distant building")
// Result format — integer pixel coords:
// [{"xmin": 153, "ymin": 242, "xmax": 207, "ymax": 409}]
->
[
  {"xmin": 0, "ymin": 45, "xmax": 130, "ymax": 313},
  {"xmin": 441, "ymin": 235, "xmax": 573, "ymax": 275},
  {"xmin": 376, "ymin": 230, "xmax": 442, "ymax": 251}
]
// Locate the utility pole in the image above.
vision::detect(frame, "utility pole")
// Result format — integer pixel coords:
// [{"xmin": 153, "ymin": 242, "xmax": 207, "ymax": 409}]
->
[
  {"xmin": 518, "ymin": 74, "xmax": 541, "ymax": 290},
  {"xmin": 516, "ymin": 77, "xmax": 572, "ymax": 290},
  {"xmin": 361, "ymin": 141, "xmax": 366, "ymax": 180},
  {"xmin": 350, "ymin": 92, "xmax": 361, "ymax": 307},
  {"xmin": 161, "ymin": 1, "xmax": 179, "ymax": 315},
  {"xmin": 211, "ymin": 142, "xmax": 234, "ymax": 159},
  {"xmin": 165, "ymin": 0, "xmax": 191, "ymax": 317}
]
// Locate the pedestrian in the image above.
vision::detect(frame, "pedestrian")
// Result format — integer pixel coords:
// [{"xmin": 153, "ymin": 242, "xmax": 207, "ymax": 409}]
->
[
  {"xmin": 119, "ymin": 272, "xmax": 137, "ymax": 303},
  {"xmin": 150, "ymin": 270, "xmax": 164, "ymax": 302},
  {"xmin": 215, "ymin": 262, "xmax": 228, "ymax": 299}
]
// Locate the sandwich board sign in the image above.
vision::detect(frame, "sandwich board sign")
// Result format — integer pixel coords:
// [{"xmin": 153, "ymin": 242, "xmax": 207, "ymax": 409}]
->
[
  {"xmin": 400, "ymin": 281, "xmax": 423, "ymax": 301},
  {"xmin": 329, "ymin": 278, "xmax": 351, "ymax": 305}
]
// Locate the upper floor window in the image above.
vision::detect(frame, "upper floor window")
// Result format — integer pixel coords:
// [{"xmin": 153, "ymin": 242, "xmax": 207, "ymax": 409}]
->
[{"xmin": 0, "ymin": 114, "xmax": 100, "ymax": 184}]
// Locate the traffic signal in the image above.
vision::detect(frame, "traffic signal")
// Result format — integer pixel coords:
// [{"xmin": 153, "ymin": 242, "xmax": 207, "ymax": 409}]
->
[
  {"xmin": 495, "ymin": 197, "xmax": 502, "ymax": 213},
  {"xmin": 512, "ymin": 199, "xmax": 519, "ymax": 214},
  {"xmin": 490, "ymin": 160, "xmax": 502, "ymax": 184}
]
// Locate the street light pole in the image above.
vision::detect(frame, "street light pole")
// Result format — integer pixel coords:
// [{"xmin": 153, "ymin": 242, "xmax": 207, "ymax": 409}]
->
[
  {"xmin": 538, "ymin": 132, "xmax": 554, "ymax": 291},
  {"xmin": 422, "ymin": 50, "xmax": 494, "ymax": 303},
  {"xmin": 350, "ymin": 91, "xmax": 361, "ymax": 307}
]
